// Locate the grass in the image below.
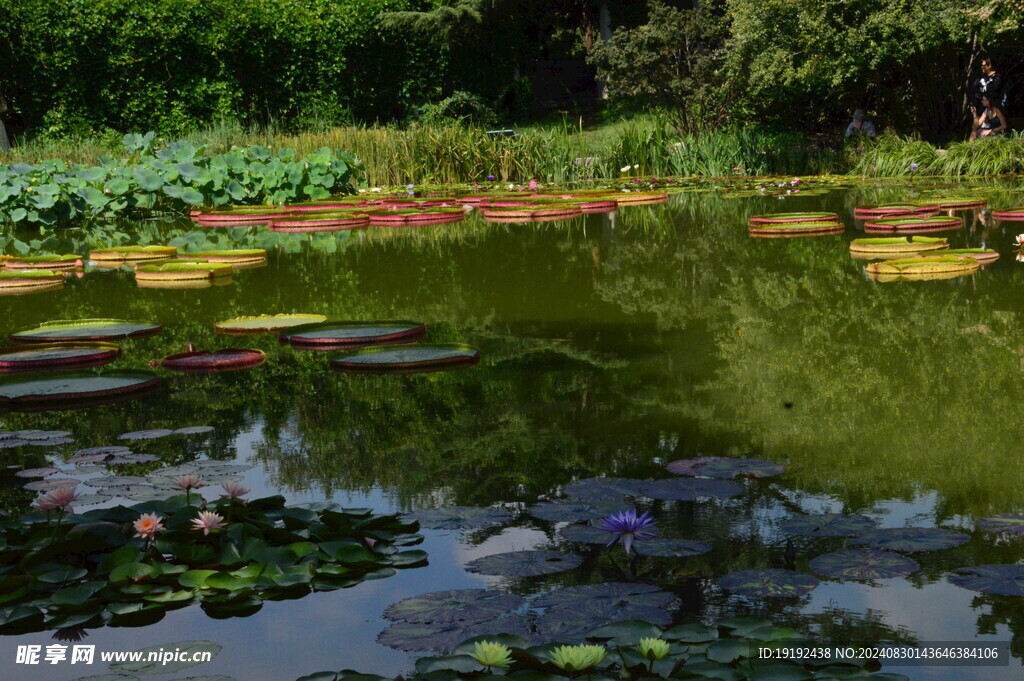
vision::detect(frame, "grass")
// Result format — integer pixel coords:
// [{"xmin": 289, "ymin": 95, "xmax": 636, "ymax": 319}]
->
[{"xmin": 849, "ymin": 132, "xmax": 1024, "ymax": 176}]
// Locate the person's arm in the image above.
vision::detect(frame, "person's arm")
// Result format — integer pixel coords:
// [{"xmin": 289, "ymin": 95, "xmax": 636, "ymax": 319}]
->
[
  {"xmin": 844, "ymin": 123, "xmax": 854, "ymax": 138},
  {"xmin": 993, "ymin": 108, "xmax": 1008, "ymax": 134},
  {"xmin": 864, "ymin": 121, "xmax": 878, "ymax": 138}
]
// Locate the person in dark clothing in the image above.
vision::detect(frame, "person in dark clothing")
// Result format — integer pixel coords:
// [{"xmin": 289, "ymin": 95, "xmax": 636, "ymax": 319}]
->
[
  {"xmin": 0, "ymin": 93, "xmax": 9, "ymax": 154},
  {"xmin": 970, "ymin": 95, "xmax": 1008, "ymax": 140},
  {"xmin": 971, "ymin": 57, "xmax": 1005, "ymax": 116}
]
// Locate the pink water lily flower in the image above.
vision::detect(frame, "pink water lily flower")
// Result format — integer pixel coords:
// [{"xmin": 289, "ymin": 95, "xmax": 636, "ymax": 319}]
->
[
  {"xmin": 220, "ymin": 481, "xmax": 251, "ymax": 500},
  {"xmin": 133, "ymin": 512, "xmax": 165, "ymax": 540},
  {"xmin": 34, "ymin": 487, "xmax": 79, "ymax": 514},
  {"xmin": 1014, "ymin": 234, "xmax": 1024, "ymax": 246},
  {"xmin": 191, "ymin": 510, "xmax": 226, "ymax": 535},
  {"xmin": 173, "ymin": 474, "xmax": 205, "ymax": 491}
]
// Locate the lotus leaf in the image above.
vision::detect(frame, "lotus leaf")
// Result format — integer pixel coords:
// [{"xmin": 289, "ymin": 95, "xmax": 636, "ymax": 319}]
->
[
  {"xmin": 465, "ymin": 550, "xmax": 582, "ymax": 577},
  {"xmin": 89, "ymin": 245, "xmax": 178, "ymax": 262},
  {"xmin": 693, "ymin": 458, "xmax": 786, "ymax": 479},
  {"xmin": 528, "ymin": 501, "xmax": 628, "ymax": 522},
  {"xmin": 949, "ymin": 564, "xmax": 1024, "ymax": 596},
  {"xmin": 214, "ymin": 314, "xmax": 327, "ymax": 334},
  {"xmin": 175, "ymin": 426, "xmax": 215, "ymax": 435},
  {"xmin": 809, "ymin": 550, "xmax": 919, "ymax": 580},
  {"xmin": 10, "ymin": 319, "xmax": 162, "ymax": 343},
  {"xmin": 640, "ymin": 478, "xmax": 743, "ymax": 501},
  {"xmin": 14, "ymin": 466, "xmax": 60, "ymax": 478},
  {"xmin": 559, "ymin": 524, "xmax": 611, "ymax": 544},
  {"xmin": 852, "ymin": 527, "xmax": 969, "ymax": 552},
  {"xmin": 23, "ymin": 478, "xmax": 80, "ymax": 491},
  {"xmin": 561, "ymin": 477, "xmax": 651, "ymax": 501},
  {"xmin": 0, "ymin": 343, "xmax": 122, "ymax": 372},
  {"xmin": 281, "ymin": 321, "xmax": 427, "ymax": 346},
  {"xmin": 633, "ymin": 538, "xmax": 711, "ymax": 557},
  {"xmin": 404, "ymin": 506, "xmax": 512, "ymax": 530},
  {"xmin": 377, "ymin": 617, "xmax": 534, "ymax": 653},
  {"xmin": 536, "ymin": 601, "xmax": 672, "ymax": 642},
  {"xmin": 781, "ymin": 514, "xmax": 877, "ymax": 537},
  {"xmin": 718, "ymin": 569, "xmax": 819, "ymax": 598},
  {"xmin": 534, "ymin": 583, "xmax": 675, "ymax": 610},
  {"xmin": 665, "ymin": 457, "xmax": 729, "ymax": 476},
  {"xmin": 383, "ymin": 589, "xmax": 525, "ymax": 624},
  {"xmin": 119, "ymin": 429, "xmax": 175, "ymax": 441},
  {"xmin": 331, "ymin": 344, "xmax": 480, "ymax": 373}
]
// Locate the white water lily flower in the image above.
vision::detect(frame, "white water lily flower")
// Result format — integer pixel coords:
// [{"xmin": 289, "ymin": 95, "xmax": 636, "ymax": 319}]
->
[
  {"xmin": 370, "ymin": 187, "xmax": 382, "ymax": 192},
  {"xmin": 620, "ymin": 165, "xmax": 632, "ymax": 172},
  {"xmin": 1014, "ymin": 233, "xmax": 1024, "ymax": 246},
  {"xmin": 1017, "ymin": 252, "xmax": 1024, "ymax": 262}
]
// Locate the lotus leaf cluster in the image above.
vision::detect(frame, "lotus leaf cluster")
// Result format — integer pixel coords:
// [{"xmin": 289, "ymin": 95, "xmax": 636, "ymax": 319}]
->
[{"xmin": 0, "ymin": 494, "xmax": 425, "ymax": 633}]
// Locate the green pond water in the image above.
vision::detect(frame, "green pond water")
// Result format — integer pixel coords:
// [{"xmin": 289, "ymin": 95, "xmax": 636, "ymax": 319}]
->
[{"xmin": 2, "ymin": 181, "xmax": 1024, "ymax": 680}]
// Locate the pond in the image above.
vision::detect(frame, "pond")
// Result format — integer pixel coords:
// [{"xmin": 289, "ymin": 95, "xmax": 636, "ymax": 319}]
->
[{"xmin": 2, "ymin": 179, "xmax": 1024, "ymax": 681}]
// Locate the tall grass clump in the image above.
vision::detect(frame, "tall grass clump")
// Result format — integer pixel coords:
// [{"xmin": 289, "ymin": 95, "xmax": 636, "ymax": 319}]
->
[{"xmin": 850, "ymin": 133, "xmax": 1024, "ymax": 176}]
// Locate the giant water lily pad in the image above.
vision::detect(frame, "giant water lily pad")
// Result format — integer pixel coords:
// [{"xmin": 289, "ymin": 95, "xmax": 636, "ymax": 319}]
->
[
  {"xmin": 10, "ymin": 319, "xmax": 162, "ymax": 343},
  {"xmin": 949, "ymin": 564, "xmax": 1024, "ymax": 596},
  {"xmin": 159, "ymin": 349, "xmax": 265, "ymax": 373},
  {"xmin": 809, "ymin": 550, "xmax": 919, "ymax": 580},
  {"xmin": 175, "ymin": 426, "xmax": 215, "ymax": 435},
  {"xmin": 633, "ymin": 538, "xmax": 711, "ymax": 558},
  {"xmin": 665, "ymin": 457, "xmax": 729, "ymax": 476},
  {"xmin": 0, "ymin": 371, "xmax": 160, "ymax": 407},
  {"xmin": 383, "ymin": 589, "xmax": 525, "ymax": 624},
  {"xmin": 561, "ymin": 477, "xmax": 651, "ymax": 501},
  {"xmin": 0, "ymin": 343, "xmax": 122, "ymax": 372},
  {"xmin": 693, "ymin": 458, "xmax": 786, "ymax": 479},
  {"xmin": 404, "ymin": 506, "xmax": 512, "ymax": 530},
  {"xmin": 528, "ymin": 501, "xmax": 627, "ymax": 523},
  {"xmin": 781, "ymin": 514, "xmax": 877, "ymax": 537},
  {"xmin": 719, "ymin": 569, "xmax": 819, "ymax": 598},
  {"xmin": 641, "ymin": 478, "xmax": 743, "ymax": 501},
  {"xmin": 331, "ymin": 344, "xmax": 480, "ymax": 374},
  {"xmin": 281, "ymin": 321, "xmax": 427, "ymax": 347},
  {"xmin": 110, "ymin": 641, "xmax": 221, "ymax": 675},
  {"xmin": 853, "ymin": 528, "xmax": 969, "ymax": 552},
  {"xmin": 978, "ymin": 514, "xmax": 1024, "ymax": 535},
  {"xmin": 377, "ymin": 617, "xmax": 533, "ymax": 653},
  {"xmin": 90, "ymin": 245, "xmax": 178, "ymax": 262},
  {"xmin": 465, "ymin": 550, "xmax": 582, "ymax": 577},
  {"xmin": 533, "ymin": 582, "xmax": 675, "ymax": 610},
  {"xmin": 214, "ymin": 314, "xmax": 327, "ymax": 335}
]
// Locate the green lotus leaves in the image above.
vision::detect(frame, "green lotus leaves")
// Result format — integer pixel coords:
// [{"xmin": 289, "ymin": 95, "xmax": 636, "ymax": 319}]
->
[
  {"xmin": 866, "ymin": 255, "xmax": 979, "ymax": 276},
  {"xmin": 809, "ymin": 550, "xmax": 919, "ymax": 580},
  {"xmin": 465, "ymin": 550, "xmax": 582, "ymax": 577},
  {"xmin": 561, "ymin": 477, "xmax": 651, "ymax": 501},
  {"xmin": 180, "ymin": 249, "xmax": 268, "ymax": 263},
  {"xmin": 559, "ymin": 523, "xmax": 611, "ymax": 544},
  {"xmin": 0, "ymin": 342, "xmax": 122, "ymax": 372},
  {"xmin": 10, "ymin": 319, "xmax": 162, "ymax": 342},
  {"xmin": 632, "ymin": 538, "xmax": 711, "ymax": 557},
  {"xmin": 718, "ymin": 569, "xmax": 820, "ymax": 598},
  {"xmin": 849, "ymin": 236, "xmax": 948, "ymax": 254},
  {"xmin": 0, "ymin": 371, "xmax": 160, "ymax": 406},
  {"xmin": 781, "ymin": 514, "xmax": 877, "ymax": 537},
  {"xmin": 949, "ymin": 564, "xmax": 1024, "ymax": 596},
  {"xmin": 748, "ymin": 212, "xmax": 839, "ymax": 224},
  {"xmin": 89, "ymin": 245, "xmax": 178, "ymax": 262},
  {"xmin": 852, "ymin": 527, "xmax": 970, "ymax": 552},
  {"xmin": 331, "ymin": 344, "xmax": 481, "ymax": 373},
  {"xmin": 383, "ymin": 589, "xmax": 526, "ymax": 624},
  {"xmin": 214, "ymin": 313, "xmax": 328, "ymax": 334},
  {"xmin": 281, "ymin": 321, "xmax": 427, "ymax": 347}
]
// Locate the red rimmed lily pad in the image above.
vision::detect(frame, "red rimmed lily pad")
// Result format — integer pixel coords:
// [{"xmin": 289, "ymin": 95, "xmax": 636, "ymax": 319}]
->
[
  {"xmin": 89, "ymin": 245, "xmax": 178, "ymax": 263},
  {"xmin": 157, "ymin": 348, "xmax": 266, "ymax": 373},
  {"xmin": 993, "ymin": 207, "xmax": 1024, "ymax": 221},
  {"xmin": 330, "ymin": 344, "xmax": 480, "ymax": 374},
  {"xmin": 809, "ymin": 550, "xmax": 919, "ymax": 580},
  {"xmin": 177, "ymin": 249, "xmax": 267, "ymax": 264},
  {"xmin": 4, "ymin": 255, "xmax": 83, "ymax": 270},
  {"xmin": 0, "ymin": 371, "xmax": 161, "ymax": 408},
  {"xmin": 854, "ymin": 204, "xmax": 939, "ymax": 218},
  {"xmin": 0, "ymin": 271, "xmax": 67, "ymax": 290},
  {"xmin": 10, "ymin": 319, "xmax": 162, "ymax": 343},
  {"xmin": 279, "ymin": 321, "xmax": 427, "ymax": 348},
  {"xmin": 0, "ymin": 343, "xmax": 122, "ymax": 372},
  {"xmin": 719, "ymin": 569, "xmax": 819, "ymax": 598},
  {"xmin": 749, "ymin": 222, "xmax": 843, "ymax": 237},
  {"xmin": 748, "ymin": 212, "xmax": 838, "ymax": 225},
  {"xmin": 949, "ymin": 564, "xmax": 1024, "ymax": 596},
  {"xmin": 214, "ymin": 314, "xmax": 327, "ymax": 335}
]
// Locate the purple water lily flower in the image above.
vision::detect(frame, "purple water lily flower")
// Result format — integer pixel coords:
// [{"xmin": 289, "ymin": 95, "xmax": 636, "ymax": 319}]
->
[
  {"xmin": 486, "ymin": 175, "xmax": 496, "ymax": 181},
  {"xmin": 909, "ymin": 163, "xmax": 919, "ymax": 170},
  {"xmin": 597, "ymin": 509, "xmax": 657, "ymax": 555}
]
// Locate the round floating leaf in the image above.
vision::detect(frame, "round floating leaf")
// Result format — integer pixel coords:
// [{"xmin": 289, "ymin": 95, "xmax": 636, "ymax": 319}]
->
[
  {"xmin": 465, "ymin": 550, "xmax": 582, "ymax": 577},
  {"xmin": 949, "ymin": 564, "xmax": 1024, "ymax": 596},
  {"xmin": 110, "ymin": 641, "xmax": 221, "ymax": 675},
  {"xmin": 641, "ymin": 478, "xmax": 743, "ymax": 501},
  {"xmin": 119, "ymin": 429, "xmax": 175, "ymax": 441},
  {"xmin": 377, "ymin": 617, "xmax": 533, "ymax": 653},
  {"xmin": 404, "ymin": 506, "xmax": 512, "ymax": 530},
  {"xmin": 85, "ymin": 475, "xmax": 149, "ymax": 488},
  {"xmin": 0, "ymin": 343, "xmax": 122, "ymax": 371},
  {"xmin": 175, "ymin": 426, "xmax": 215, "ymax": 436},
  {"xmin": 24, "ymin": 478, "xmax": 80, "ymax": 491},
  {"xmin": 0, "ymin": 439, "xmax": 29, "ymax": 449},
  {"xmin": 383, "ymin": 589, "xmax": 525, "ymax": 624},
  {"xmin": 533, "ymin": 582, "xmax": 674, "ymax": 610},
  {"xmin": 696, "ymin": 458, "xmax": 786, "ymax": 479},
  {"xmin": 159, "ymin": 349, "xmax": 265, "ymax": 372},
  {"xmin": 978, "ymin": 514, "xmax": 1024, "ymax": 536},
  {"xmin": 809, "ymin": 550, "xmax": 919, "ymax": 580},
  {"xmin": 10, "ymin": 319, "xmax": 162, "ymax": 343},
  {"xmin": 331, "ymin": 344, "xmax": 480, "ymax": 374},
  {"xmin": 781, "ymin": 514, "xmax": 877, "ymax": 538},
  {"xmin": 106, "ymin": 453, "xmax": 161, "ymax": 465},
  {"xmin": 70, "ymin": 446, "xmax": 132, "ymax": 463},
  {"xmin": 536, "ymin": 600, "xmax": 672, "ymax": 642},
  {"xmin": 719, "ymin": 569, "xmax": 819, "ymax": 598},
  {"xmin": 14, "ymin": 467, "xmax": 60, "ymax": 478},
  {"xmin": 68, "ymin": 676, "xmax": 142, "ymax": 681},
  {"xmin": 853, "ymin": 528, "xmax": 969, "ymax": 552},
  {"xmin": 585, "ymin": 620, "xmax": 666, "ymax": 645},
  {"xmin": 665, "ymin": 457, "xmax": 729, "ymax": 476},
  {"xmin": 559, "ymin": 524, "xmax": 610, "ymax": 544},
  {"xmin": 74, "ymin": 493, "xmax": 113, "ymax": 506},
  {"xmin": 561, "ymin": 477, "xmax": 651, "ymax": 501},
  {"xmin": 528, "ymin": 501, "xmax": 628, "ymax": 523},
  {"xmin": 214, "ymin": 314, "xmax": 327, "ymax": 334},
  {"xmin": 0, "ymin": 371, "xmax": 160, "ymax": 405},
  {"xmin": 633, "ymin": 538, "xmax": 711, "ymax": 558},
  {"xmin": 281, "ymin": 321, "xmax": 427, "ymax": 347}
]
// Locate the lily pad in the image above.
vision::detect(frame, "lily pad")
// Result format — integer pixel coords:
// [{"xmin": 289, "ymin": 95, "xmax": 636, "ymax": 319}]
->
[
  {"xmin": 404, "ymin": 506, "xmax": 512, "ymax": 530},
  {"xmin": 978, "ymin": 514, "xmax": 1024, "ymax": 536},
  {"xmin": 119, "ymin": 429, "xmax": 175, "ymax": 441},
  {"xmin": 377, "ymin": 617, "xmax": 533, "ymax": 653},
  {"xmin": 84, "ymin": 475, "xmax": 149, "ymax": 488},
  {"xmin": 633, "ymin": 538, "xmax": 711, "ymax": 558},
  {"xmin": 175, "ymin": 426, "xmax": 215, "ymax": 436},
  {"xmin": 465, "ymin": 550, "xmax": 582, "ymax": 577},
  {"xmin": 14, "ymin": 467, "xmax": 60, "ymax": 478},
  {"xmin": 69, "ymin": 446, "xmax": 133, "ymax": 463},
  {"xmin": 24, "ymin": 478, "xmax": 80, "ymax": 491},
  {"xmin": 852, "ymin": 528, "xmax": 969, "ymax": 552},
  {"xmin": 640, "ymin": 478, "xmax": 743, "ymax": 501},
  {"xmin": 809, "ymin": 550, "xmax": 919, "ymax": 580},
  {"xmin": 0, "ymin": 371, "xmax": 160, "ymax": 406},
  {"xmin": 719, "ymin": 569, "xmax": 819, "ymax": 598},
  {"xmin": 280, "ymin": 321, "xmax": 427, "ymax": 347},
  {"xmin": 535, "ymin": 599, "xmax": 672, "ymax": 642},
  {"xmin": 0, "ymin": 343, "xmax": 122, "ymax": 372},
  {"xmin": 949, "ymin": 564, "xmax": 1024, "ymax": 596},
  {"xmin": 214, "ymin": 314, "xmax": 327, "ymax": 335},
  {"xmin": 528, "ymin": 501, "xmax": 628, "ymax": 523},
  {"xmin": 159, "ymin": 349, "xmax": 266, "ymax": 373},
  {"xmin": 109, "ymin": 641, "xmax": 221, "ymax": 675},
  {"xmin": 10, "ymin": 319, "xmax": 162, "ymax": 343},
  {"xmin": 383, "ymin": 589, "xmax": 525, "ymax": 624},
  {"xmin": 695, "ymin": 458, "xmax": 786, "ymax": 479},
  {"xmin": 559, "ymin": 524, "xmax": 611, "ymax": 544},
  {"xmin": 74, "ymin": 493, "xmax": 114, "ymax": 506},
  {"xmin": 781, "ymin": 514, "xmax": 877, "ymax": 537},
  {"xmin": 331, "ymin": 344, "xmax": 480, "ymax": 374},
  {"xmin": 561, "ymin": 477, "xmax": 651, "ymax": 501},
  {"xmin": 665, "ymin": 457, "xmax": 729, "ymax": 476},
  {"xmin": 533, "ymin": 582, "xmax": 675, "ymax": 610}
]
